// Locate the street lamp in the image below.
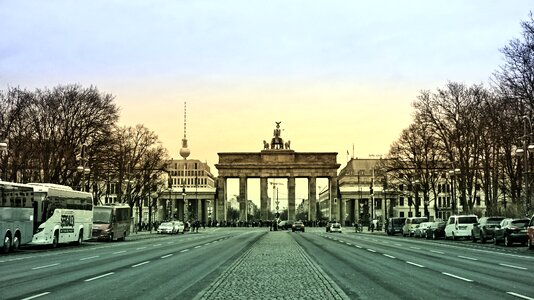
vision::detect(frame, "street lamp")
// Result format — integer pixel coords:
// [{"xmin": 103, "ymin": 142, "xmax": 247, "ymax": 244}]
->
[
  {"xmin": 150, "ymin": 192, "xmax": 158, "ymax": 232},
  {"xmin": 448, "ymin": 168, "xmax": 461, "ymax": 215},
  {"xmin": 182, "ymin": 187, "xmax": 188, "ymax": 221},
  {"xmin": 516, "ymin": 115, "xmax": 534, "ymax": 217},
  {"xmin": 77, "ymin": 144, "xmax": 90, "ymax": 192},
  {"xmin": 0, "ymin": 140, "xmax": 8, "ymax": 180},
  {"xmin": 412, "ymin": 179, "xmax": 420, "ymax": 217}
]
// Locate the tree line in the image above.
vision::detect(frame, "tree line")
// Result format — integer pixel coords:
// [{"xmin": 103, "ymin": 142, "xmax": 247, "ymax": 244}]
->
[
  {"xmin": 0, "ymin": 84, "xmax": 169, "ymax": 212},
  {"xmin": 380, "ymin": 14, "xmax": 534, "ymax": 217}
]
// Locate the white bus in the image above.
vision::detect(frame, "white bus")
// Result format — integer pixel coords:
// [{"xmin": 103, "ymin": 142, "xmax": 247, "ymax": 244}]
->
[
  {"xmin": 0, "ymin": 181, "xmax": 35, "ymax": 253},
  {"xmin": 28, "ymin": 183, "xmax": 93, "ymax": 248}
]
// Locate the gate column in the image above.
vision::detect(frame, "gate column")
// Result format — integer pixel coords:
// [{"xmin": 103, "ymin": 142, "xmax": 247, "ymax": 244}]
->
[
  {"xmin": 260, "ymin": 177, "xmax": 269, "ymax": 220},
  {"xmin": 216, "ymin": 177, "xmax": 227, "ymax": 222},
  {"xmin": 308, "ymin": 177, "xmax": 316, "ymax": 222},
  {"xmin": 288, "ymin": 177, "xmax": 296, "ymax": 221},
  {"xmin": 239, "ymin": 176, "xmax": 248, "ymax": 221}
]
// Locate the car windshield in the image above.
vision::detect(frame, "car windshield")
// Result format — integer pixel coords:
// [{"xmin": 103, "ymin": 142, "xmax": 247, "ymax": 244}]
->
[
  {"xmin": 487, "ymin": 218, "xmax": 504, "ymax": 224},
  {"xmin": 412, "ymin": 218, "xmax": 427, "ymax": 224},
  {"xmin": 458, "ymin": 217, "xmax": 478, "ymax": 224},
  {"xmin": 392, "ymin": 218, "xmax": 405, "ymax": 225},
  {"xmin": 510, "ymin": 220, "xmax": 528, "ymax": 227},
  {"xmin": 161, "ymin": 222, "xmax": 172, "ymax": 227}
]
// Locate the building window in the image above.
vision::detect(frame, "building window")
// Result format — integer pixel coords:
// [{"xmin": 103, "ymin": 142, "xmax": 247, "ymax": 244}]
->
[
  {"xmin": 399, "ymin": 197, "xmax": 404, "ymax": 206},
  {"xmin": 400, "ymin": 211, "xmax": 405, "ymax": 217}
]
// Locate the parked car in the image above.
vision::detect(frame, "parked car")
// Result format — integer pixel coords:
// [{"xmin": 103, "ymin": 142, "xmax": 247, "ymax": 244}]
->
[
  {"xmin": 278, "ymin": 220, "xmax": 293, "ymax": 230},
  {"xmin": 386, "ymin": 217, "xmax": 406, "ymax": 235},
  {"xmin": 444, "ymin": 215, "xmax": 478, "ymax": 240},
  {"xmin": 173, "ymin": 221, "xmax": 185, "ymax": 234},
  {"xmin": 157, "ymin": 222, "xmax": 177, "ymax": 234},
  {"xmin": 494, "ymin": 218, "xmax": 529, "ymax": 246},
  {"xmin": 425, "ymin": 221, "xmax": 446, "ymax": 240},
  {"xmin": 471, "ymin": 216, "xmax": 504, "ymax": 243},
  {"xmin": 402, "ymin": 217, "xmax": 428, "ymax": 237},
  {"xmin": 528, "ymin": 215, "xmax": 534, "ymax": 250},
  {"xmin": 415, "ymin": 222, "xmax": 432, "ymax": 238},
  {"xmin": 329, "ymin": 222, "xmax": 342, "ymax": 233},
  {"xmin": 292, "ymin": 221, "xmax": 305, "ymax": 232}
]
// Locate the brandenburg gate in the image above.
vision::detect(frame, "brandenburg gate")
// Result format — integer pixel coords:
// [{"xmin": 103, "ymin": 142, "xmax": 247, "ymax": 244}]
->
[{"xmin": 214, "ymin": 122, "xmax": 341, "ymax": 222}]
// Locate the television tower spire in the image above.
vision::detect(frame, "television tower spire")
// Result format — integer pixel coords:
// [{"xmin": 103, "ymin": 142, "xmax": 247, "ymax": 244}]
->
[{"xmin": 179, "ymin": 101, "xmax": 190, "ymax": 160}]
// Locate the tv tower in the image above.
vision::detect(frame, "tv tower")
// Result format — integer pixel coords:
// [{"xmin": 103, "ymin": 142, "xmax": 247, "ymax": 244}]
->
[{"xmin": 179, "ymin": 101, "xmax": 190, "ymax": 160}]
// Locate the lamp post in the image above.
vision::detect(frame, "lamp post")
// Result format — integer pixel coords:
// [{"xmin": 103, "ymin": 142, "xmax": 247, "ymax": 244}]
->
[
  {"xmin": 150, "ymin": 192, "xmax": 158, "ymax": 232},
  {"xmin": 448, "ymin": 168, "xmax": 461, "ymax": 215},
  {"xmin": 412, "ymin": 179, "xmax": 420, "ymax": 217},
  {"xmin": 516, "ymin": 115, "xmax": 534, "ymax": 217},
  {"xmin": 0, "ymin": 140, "xmax": 7, "ymax": 180},
  {"xmin": 182, "ymin": 187, "xmax": 188, "ymax": 222},
  {"xmin": 77, "ymin": 144, "xmax": 90, "ymax": 192}
]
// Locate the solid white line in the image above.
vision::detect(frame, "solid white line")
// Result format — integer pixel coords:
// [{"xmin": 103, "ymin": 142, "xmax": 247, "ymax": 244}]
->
[
  {"xmin": 383, "ymin": 254, "xmax": 396, "ymax": 259},
  {"xmin": 84, "ymin": 272, "xmax": 114, "ymax": 282},
  {"xmin": 367, "ymin": 249, "xmax": 376, "ymax": 253},
  {"xmin": 21, "ymin": 292, "xmax": 51, "ymax": 300},
  {"xmin": 442, "ymin": 272, "xmax": 473, "ymax": 282},
  {"xmin": 161, "ymin": 254, "xmax": 173, "ymax": 259},
  {"xmin": 406, "ymin": 261, "xmax": 425, "ymax": 268},
  {"xmin": 180, "ymin": 249, "xmax": 190, "ymax": 253},
  {"xmin": 499, "ymin": 263, "xmax": 527, "ymax": 270},
  {"xmin": 430, "ymin": 250, "xmax": 444, "ymax": 254},
  {"xmin": 458, "ymin": 255, "xmax": 478, "ymax": 261},
  {"xmin": 507, "ymin": 292, "xmax": 534, "ymax": 300},
  {"xmin": 113, "ymin": 250, "xmax": 126, "ymax": 254},
  {"xmin": 32, "ymin": 263, "xmax": 60, "ymax": 270},
  {"xmin": 80, "ymin": 256, "xmax": 99, "ymax": 261},
  {"xmin": 132, "ymin": 261, "xmax": 150, "ymax": 268}
]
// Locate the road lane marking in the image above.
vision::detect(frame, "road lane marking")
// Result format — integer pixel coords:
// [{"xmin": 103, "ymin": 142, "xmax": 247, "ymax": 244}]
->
[
  {"xmin": 383, "ymin": 254, "xmax": 396, "ymax": 259},
  {"xmin": 410, "ymin": 247, "xmax": 421, "ymax": 250},
  {"xmin": 346, "ymin": 243, "xmax": 352, "ymax": 246},
  {"xmin": 194, "ymin": 245, "xmax": 202, "ymax": 249},
  {"xmin": 180, "ymin": 249, "xmax": 190, "ymax": 253},
  {"xmin": 430, "ymin": 250, "xmax": 444, "ymax": 254},
  {"xmin": 394, "ymin": 243, "xmax": 402, "ymax": 246},
  {"xmin": 32, "ymin": 263, "xmax": 60, "ymax": 270},
  {"xmin": 442, "ymin": 272, "xmax": 473, "ymax": 282},
  {"xmin": 167, "ymin": 241, "xmax": 175, "ymax": 244},
  {"xmin": 161, "ymin": 254, "xmax": 173, "ymax": 259},
  {"xmin": 132, "ymin": 261, "xmax": 150, "ymax": 268},
  {"xmin": 205, "ymin": 242, "xmax": 211, "ymax": 245},
  {"xmin": 406, "ymin": 261, "xmax": 425, "ymax": 268},
  {"xmin": 367, "ymin": 249, "xmax": 376, "ymax": 253},
  {"xmin": 507, "ymin": 292, "xmax": 534, "ymax": 300},
  {"xmin": 153, "ymin": 244, "xmax": 162, "ymax": 247},
  {"xmin": 355, "ymin": 245, "xmax": 362, "ymax": 249},
  {"xmin": 113, "ymin": 250, "xmax": 126, "ymax": 254},
  {"xmin": 458, "ymin": 255, "xmax": 478, "ymax": 261},
  {"xmin": 80, "ymin": 256, "xmax": 99, "ymax": 261},
  {"xmin": 499, "ymin": 263, "xmax": 527, "ymax": 270},
  {"xmin": 136, "ymin": 247, "xmax": 147, "ymax": 250},
  {"xmin": 85, "ymin": 272, "xmax": 114, "ymax": 282},
  {"xmin": 22, "ymin": 292, "xmax": 51, "ymax": 300}
]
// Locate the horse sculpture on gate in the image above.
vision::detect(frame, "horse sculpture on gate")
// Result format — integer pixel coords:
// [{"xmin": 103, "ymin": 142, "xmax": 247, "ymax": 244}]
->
[{"xmin": 271, "ymin": 122, "xmax": 284, "ymax": 149}]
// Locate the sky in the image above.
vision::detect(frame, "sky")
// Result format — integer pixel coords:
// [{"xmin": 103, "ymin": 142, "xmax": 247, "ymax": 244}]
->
[{"xmin": 1, "ymin": 0, "xmax": 533, "ymax": 182}]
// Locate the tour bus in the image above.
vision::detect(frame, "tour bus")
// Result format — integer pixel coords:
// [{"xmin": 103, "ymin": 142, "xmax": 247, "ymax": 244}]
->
[
  {"xmin": 28, "ymin": 183, "xmax": 93, "ymax": 247},
  {"xmin": 0, "ymin": 181, "xmax": 35, "ymax": 253},
  {"xmin": 92, "ymin": 204, "xmax": 131, "ymax": 241}
]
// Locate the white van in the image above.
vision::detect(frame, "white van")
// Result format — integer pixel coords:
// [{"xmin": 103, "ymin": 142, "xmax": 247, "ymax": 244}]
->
[
  {"xmin": 444, "ymin": 215, "xmax": 478, "ymax": 240},
  {"xmin": 402, "ymin": 217, "xmax": 428, "ymax": 237}
]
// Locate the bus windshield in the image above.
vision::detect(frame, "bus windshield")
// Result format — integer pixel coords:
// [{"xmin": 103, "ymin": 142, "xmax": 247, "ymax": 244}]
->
[{"xmin": 93, "ymin": 207, "xmax": 112, "ymax": 224}]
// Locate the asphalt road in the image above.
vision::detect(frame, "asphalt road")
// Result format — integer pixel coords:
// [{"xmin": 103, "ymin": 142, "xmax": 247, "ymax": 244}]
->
[{"xmin": 1, "ymin": 228, "xmax": 533, "ymax": 300}]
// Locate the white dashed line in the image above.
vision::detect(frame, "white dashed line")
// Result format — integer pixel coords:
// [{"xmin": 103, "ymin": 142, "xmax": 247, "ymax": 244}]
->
[
  {"xmin": 85, "ymin": 272, "xmax": 114, "ymax": 282},
  {"xmin": 410, "ymin": 247, "xmax": 421, "ymax": 250},
  {"xmin": 458, "ymin": 255, "xmax": 478, "ymax": 261},
  {"xmin": 180, "ymin": 249, "xmax": 190, "ymax": 253},
  {"xmin": 355, "ymin": 245, "xmax": 362, "ymax": 249},
  {"xmin": 499, "ymin": 263, "xmax": 527, "ymax": 270},
  {"xmin": 80, "ymin": 256, "xmax": 99, "ymax": 261},
  {"xmin": 161, "ymin": 254, "xmax": 173, "ymax": 259},
  {"xmin": 153, "ymin": 244, "xmax": 162, "ymax": 247},
  {"xmin": 406, "ymin": 261, "xmax": 425, "ymax": 268},
  {"xmin": 194, "ymin": 245, "xmax": 202, "ymax": 249},
  {"xmin": 442, "ymin": 272, "xmax": 473, "ymax": 282},
  {"xmin": 21, "ymin": 292, "xmax": 51, "ymax": 300},
  {"xmin": 132, "ymin": 261, "xmax": 150, "ymax": 268},
  {"xmin": 383, "ymin": 254, "xmax": 396, "ymax": 259},
  {"xmin": 430, "ymin": 250, "xmax": 444, "ymax": 254},
  {"xmin": 507, "ymin": 292, "xmax": 534, "ymax": 300},
  {"xmin": 346, "ymin": 243, "xmax": 352, "ymax": 246},
  {"xmin": 32, "ymin": 263, "xmax": 60, "ymax": 270},
  {"xmin": 136, "ymin": 247, "xmax": 147, "ymax": 250},
  {"xmin": 113, "ymin": 250, "xmax": 126, "ymax": 254},
  {"xmin": 367, "ymin": 249, "xmax": 376, "ymax": 253}
]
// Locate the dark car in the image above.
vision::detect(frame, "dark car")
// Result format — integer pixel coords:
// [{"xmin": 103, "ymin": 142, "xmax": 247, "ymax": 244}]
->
[
  {"xmin": 425, "ymin": 221, "xmax": 446, "ymax": 240},
  {"xmin": 292, "ymin": 221, "xmax": 305, "ymax": 232},
  {"xmin": 278, "ymin": 220, "xmax": 294, "ymax": 230},
  {"xmin": 471, "ymin": 216, "xmax": 505, "ymax": 243},
  {"xmin": 494, "ymin": 218, "xmax": 529, "ymax": 246},
  {"xmin": 386, "ymin": 217, "xmax": 406, "ymax": 235}
]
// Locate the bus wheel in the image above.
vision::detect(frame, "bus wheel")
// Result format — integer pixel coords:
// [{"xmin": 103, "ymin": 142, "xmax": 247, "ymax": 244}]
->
[
  {"xmin": 12, "ymin": 233, "xmax": 21, "ymax": 252},
  {"xmin": 77, "ymin": 230, "xmax": 83, "ymax": 245},
  {"xmin": 52, "ymin": 231, "xmax": 59, "ymax": 248},
  {"xmin": 2, "ymin": 234, "xmax": 11, "ymax": 253}
]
